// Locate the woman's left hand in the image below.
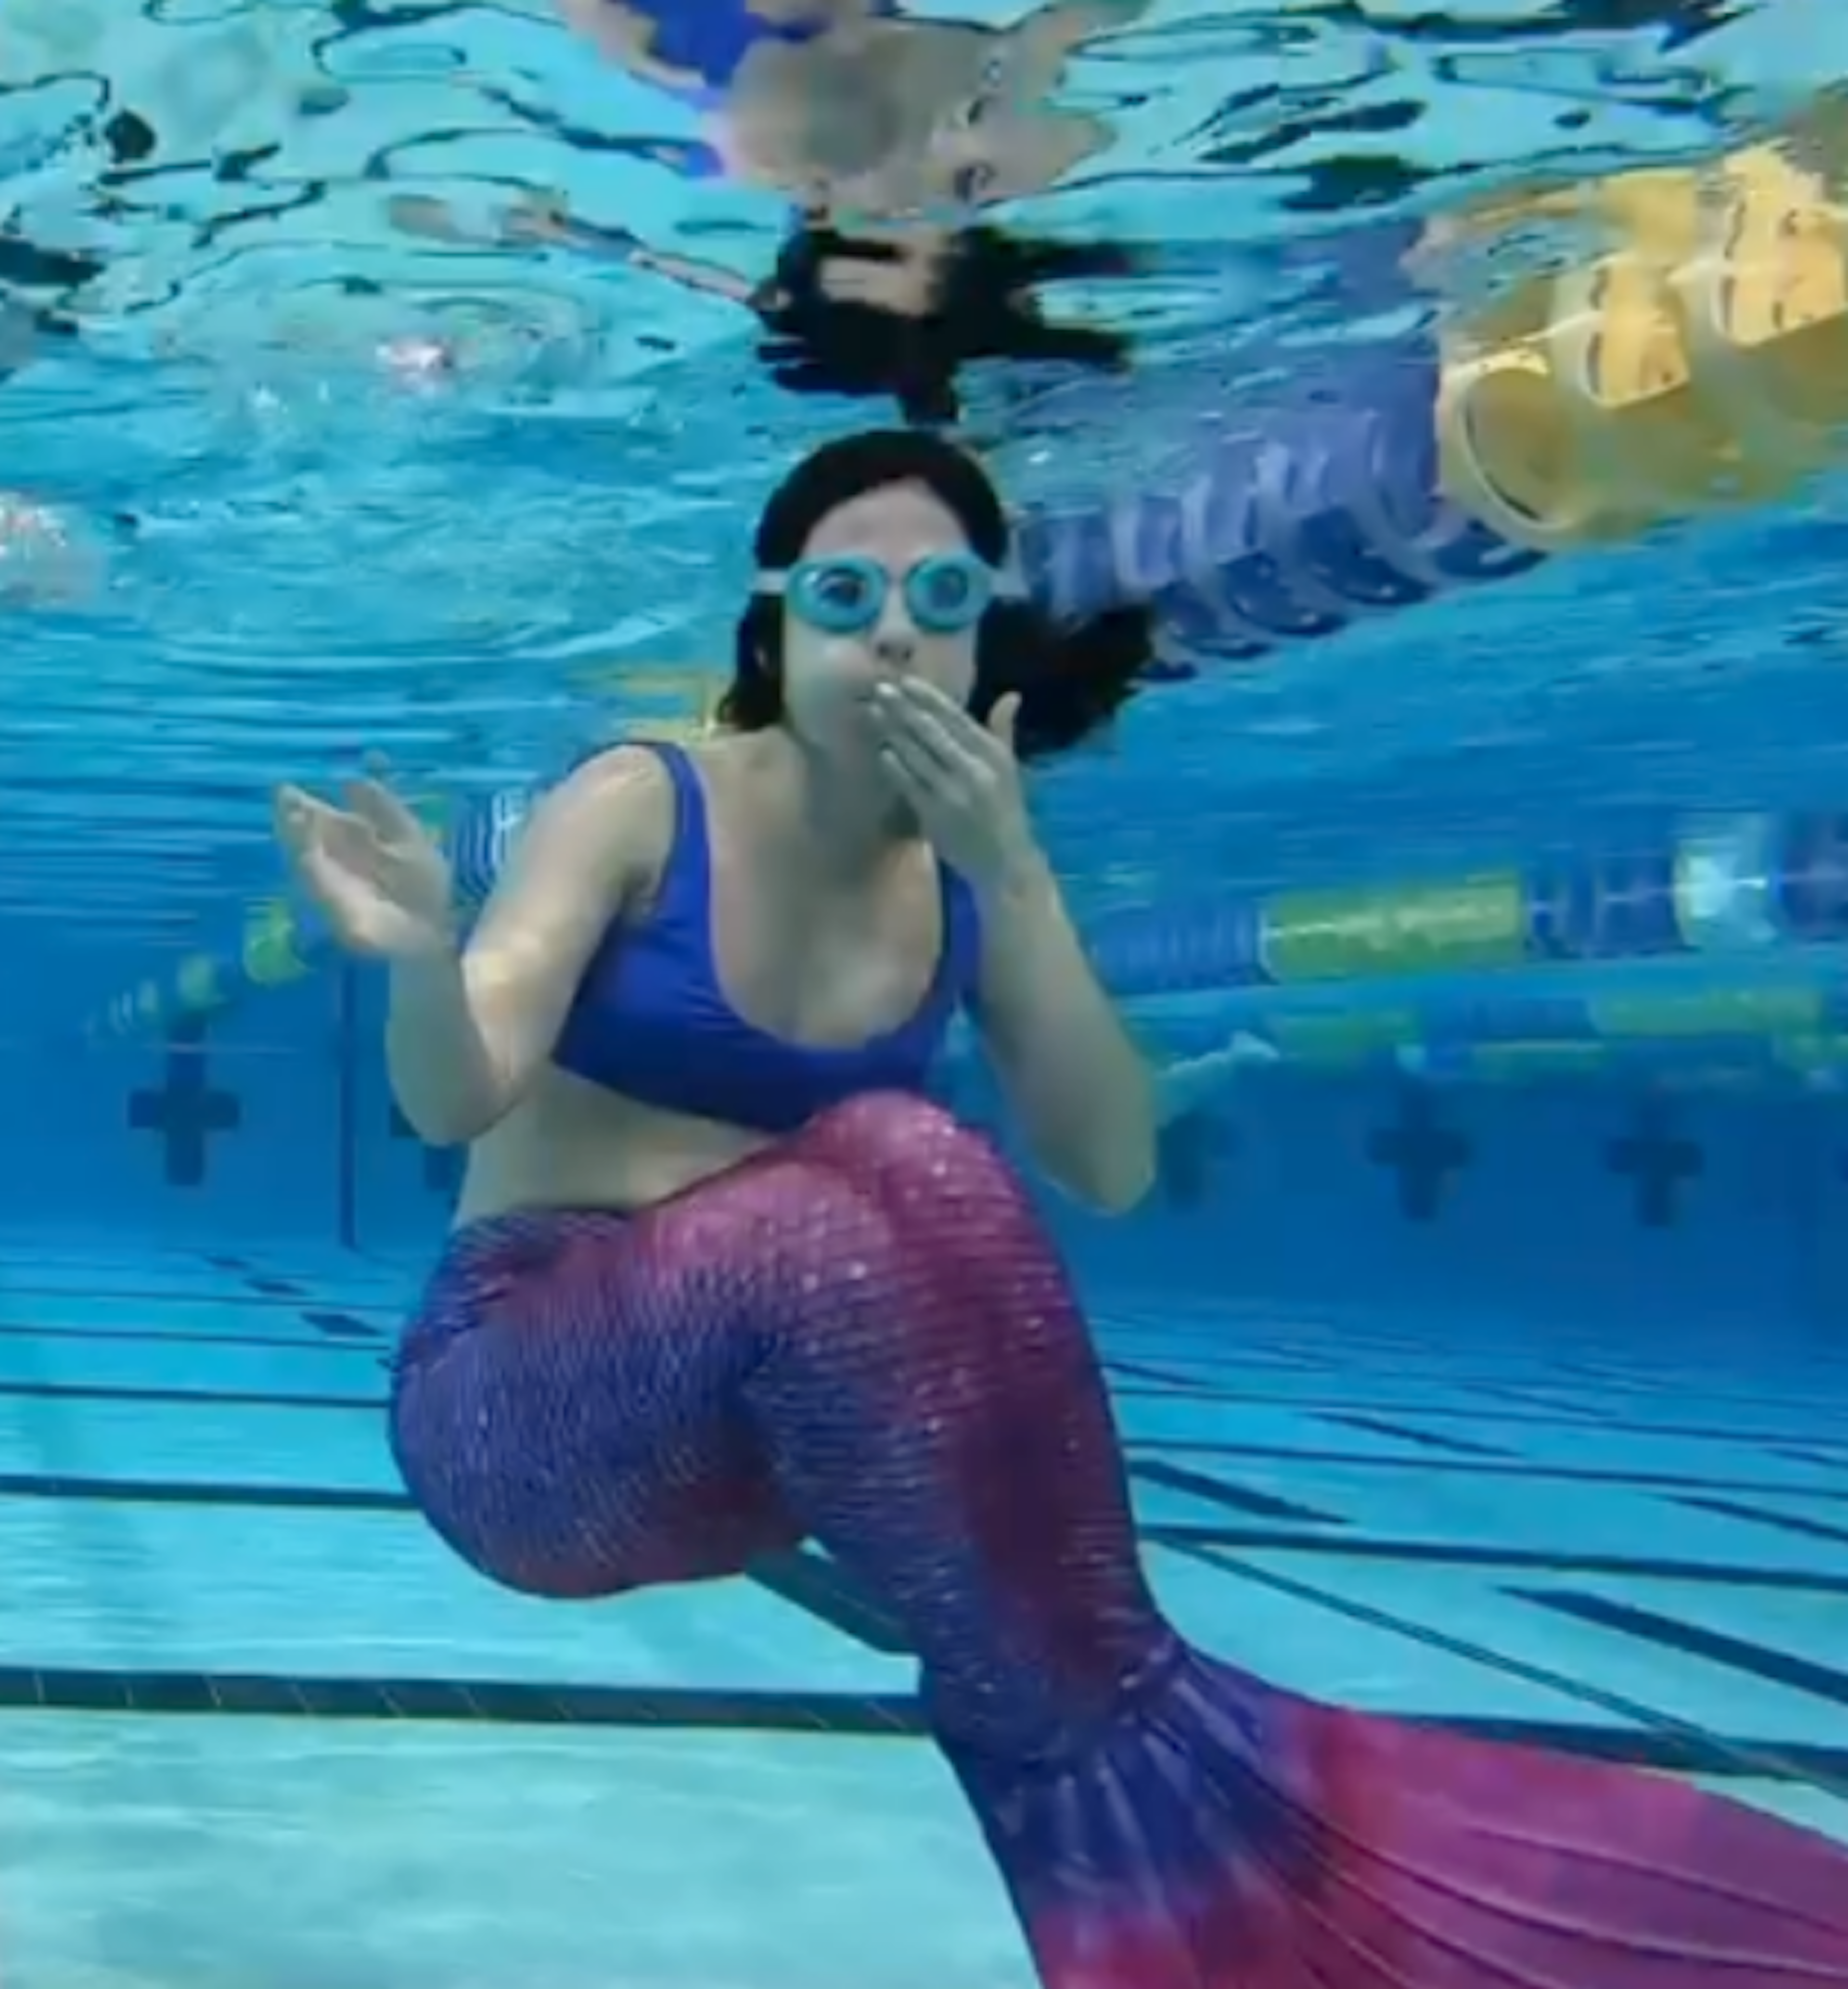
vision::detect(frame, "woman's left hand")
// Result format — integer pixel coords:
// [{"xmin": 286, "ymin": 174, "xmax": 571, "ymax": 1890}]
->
[{"xmin": 871, "ymin": 677, "xmax": 1036, "ymax": 893}]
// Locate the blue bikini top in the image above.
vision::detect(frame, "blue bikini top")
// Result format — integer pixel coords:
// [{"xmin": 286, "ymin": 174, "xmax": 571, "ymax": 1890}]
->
[
  {"xmin": 552, "ymin": 743, "xmax": 983, "ymax": 1134},
  {"xmin": 622, "ymin": 0, "xmax": 900, "ymax": 106}
]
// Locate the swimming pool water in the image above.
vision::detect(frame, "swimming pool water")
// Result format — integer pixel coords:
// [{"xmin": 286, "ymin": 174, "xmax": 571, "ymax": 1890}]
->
[
  {"xmin": 4, "ymin": 0, "xmax": 1848, "ymax": 1978},
  {"xmin": 0, "ymin": 1219, "xmax": 1840, "ymax": 1985}
]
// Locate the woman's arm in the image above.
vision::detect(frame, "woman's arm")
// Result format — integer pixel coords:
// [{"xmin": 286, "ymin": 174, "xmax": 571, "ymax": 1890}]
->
[
  {"xmin": 389, "ymin": 748, "xmax": 668, "ymax": 1145},
  {"xmin": 969, "ymin": 852, "xmax": 1156, "ymax": 1215},
  {"xmin": 556, "ymin": 0, "xmax": 709, "ymax": 94},
  {"xmin": 1152, "ymin": 1032, "xmax": 1278, "ymax": 1128}
]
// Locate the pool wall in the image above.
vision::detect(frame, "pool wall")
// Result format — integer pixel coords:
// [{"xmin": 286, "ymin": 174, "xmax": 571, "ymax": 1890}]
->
[{"xmin": 26, "ymin": 963, "xmax": 1846, "ymax": 1361}]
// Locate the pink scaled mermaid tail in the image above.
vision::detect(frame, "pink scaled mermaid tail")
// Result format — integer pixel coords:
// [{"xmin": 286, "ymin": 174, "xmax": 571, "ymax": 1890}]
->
[
  {"xmin": 947, "ymin": 1648, "xmax": 1848, "ymax": 1987},
  {"xmin": 389, "ymin": 1093, "xmax": 1848, "ymax": 1989}
]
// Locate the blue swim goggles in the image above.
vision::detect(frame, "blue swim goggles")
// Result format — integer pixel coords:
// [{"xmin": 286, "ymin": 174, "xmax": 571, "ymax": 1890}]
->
[{"xmin": 755, "ymin": 552, "xmax": 1016, "ymax": 636}]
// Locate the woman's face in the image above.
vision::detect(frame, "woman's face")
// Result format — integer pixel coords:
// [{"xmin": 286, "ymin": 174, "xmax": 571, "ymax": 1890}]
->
[
  {"xmin": 776, "ymin": 480, "xmax": 981, "ymax": 758},
  {"xmin": 910, "ymin": 15, "xmax": 1119, "ymax": 209}
]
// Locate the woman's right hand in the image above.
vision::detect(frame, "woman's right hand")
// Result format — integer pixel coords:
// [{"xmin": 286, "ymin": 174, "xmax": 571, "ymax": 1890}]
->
[{"xmin": 273, "ymin": 777, "xmax": 457, "ymax": 961}]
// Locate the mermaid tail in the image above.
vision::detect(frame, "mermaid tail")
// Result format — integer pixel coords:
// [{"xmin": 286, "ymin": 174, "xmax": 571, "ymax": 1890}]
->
[
  {"xmin": 390, "ymin": 1093, "xmax": 1848, "ymax": 1988},
  {"xmin": 949, "ymin": 1646, "xmax": 1848, "ymax": 1987}
]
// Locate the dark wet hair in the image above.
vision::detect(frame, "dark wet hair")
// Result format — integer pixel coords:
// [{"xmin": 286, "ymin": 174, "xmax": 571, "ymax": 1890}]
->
[
  {"xmin": 753, "ymin": 224, "xmax": 1139, "ymax": 427},
  {"xmin": 717, "ymin": 429, "xmax": 1152, "ymax": 763}
]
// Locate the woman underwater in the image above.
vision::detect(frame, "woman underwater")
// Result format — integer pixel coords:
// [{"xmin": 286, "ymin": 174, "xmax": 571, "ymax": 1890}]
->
[
  {"xmin": 384, "ymin": 0, "xmax": 1149, "ymax": 423},
  {"xmin": 275, "ymin": 428, "xmax": 1848, "ymax": 1989}
]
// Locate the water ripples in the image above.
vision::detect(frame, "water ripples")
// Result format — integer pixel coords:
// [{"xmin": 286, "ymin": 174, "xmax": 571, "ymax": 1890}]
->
[{"xmin": 0, "ymin": 0, "xmax": 1825, "ymax": 935}]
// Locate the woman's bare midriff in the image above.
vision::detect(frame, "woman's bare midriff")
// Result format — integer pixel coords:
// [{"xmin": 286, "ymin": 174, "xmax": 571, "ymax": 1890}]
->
[{"xmin": 453, "ymin": 1063, "xmax": 774, "ymax": 1227}]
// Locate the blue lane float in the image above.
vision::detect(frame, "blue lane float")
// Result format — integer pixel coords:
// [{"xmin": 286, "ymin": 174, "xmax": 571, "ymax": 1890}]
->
[
  {"xmin": 87, "ymin": 794, "xmax": 1848, "ymax": 1099},
  {"xmin": 1011, "ymin": 343, "xmax": 1539, "ymax": 666},
  {"xmin": 1081, "ymin": 809, "xmax": 1848, "ymax": 992}
]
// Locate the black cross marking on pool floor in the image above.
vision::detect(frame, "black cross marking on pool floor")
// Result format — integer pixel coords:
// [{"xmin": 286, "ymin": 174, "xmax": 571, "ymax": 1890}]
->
[
  {"xmin": 1367, "ymin": 1087, "xmax": 1471, "ymax": 1222},
  {"xmin": 127, "ymin": 1014, "xmax": 241, "ymax": 1188},
  {"xmin": 1607, "ymin": 1100, "xmax": 1703, "ymax": 1229},
  {"xmin": 388, "ymin": 1103, "xmax": 462, "ymax": 1195}
]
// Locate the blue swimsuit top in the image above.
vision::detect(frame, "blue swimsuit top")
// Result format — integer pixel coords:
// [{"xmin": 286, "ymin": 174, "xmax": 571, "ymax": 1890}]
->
[
  {"xmin": 624, "ymin": 0, "xmax": 900, "ymax": 107},
  {"xmin": 552, "ymin": 743, "xmax": 983, "ymax": 1134}
]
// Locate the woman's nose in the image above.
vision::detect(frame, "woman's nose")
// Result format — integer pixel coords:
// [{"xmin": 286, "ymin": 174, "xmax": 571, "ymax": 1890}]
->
[{"xmin": 872, "ymin": 583, "xmax": 920, "ymax": 660}]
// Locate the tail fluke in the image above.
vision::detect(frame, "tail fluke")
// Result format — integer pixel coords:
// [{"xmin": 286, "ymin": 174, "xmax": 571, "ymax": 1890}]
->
[{"xmin": 946, "ymin": 1645, "xmax": 1848, "ymax": 1989}]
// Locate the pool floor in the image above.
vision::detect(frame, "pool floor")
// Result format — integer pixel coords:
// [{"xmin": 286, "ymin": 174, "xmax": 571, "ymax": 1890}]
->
[{"xmin": 0, "ymin": 1242, "xmax": 1842, "ymax": 1988}]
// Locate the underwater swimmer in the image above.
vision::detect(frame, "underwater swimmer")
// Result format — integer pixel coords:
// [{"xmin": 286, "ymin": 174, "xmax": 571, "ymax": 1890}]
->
[
  {"xmin": 276, "ymin": 429, "xmax": 1848, "ymax": 1988},
  {"xmin": 393, "ymin": 0, "xmax": 1145, "ymax": 422}
]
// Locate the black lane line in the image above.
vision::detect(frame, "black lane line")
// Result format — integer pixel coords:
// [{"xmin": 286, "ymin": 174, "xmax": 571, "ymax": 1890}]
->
[
  {"xmin": 1129, "ymin": 1459, "xmax": 1346, "ymax": 1527},
  {"xmin": 5, "ymin": 1662, "xmax": 1842, "ymax": 1776},
  {"xmin": 1672, "ymin": 1495, "xmax": 1848, "ymax": 1549},
  {"xmin": 0, "ymin": 1473, "xmax": 411, "ymax": 1512},
  {"xmin": 1516, "ymin": 1591, "xmax": 1848, "ymax": 1711},
  {"xmin": 14, "ymin": 1381, "xmax": 1832, "ymax": 1515},
  {"xmin": 0, "ymin": 1287, "xmax": 399, "ymax": 1314},
  {"xmin": 1126, "ymin": 1439, "xmax": 1848, "ymax": 1504},
  {"xmin": 9, "ymin": 1666, "xmax": 922, "ymax": 1734},
  {"xmin": 11, "ymin": 1473, "xmax": 1840, "ymax": 1599},
  {"xmin": 1173, "ymin": 1543, "xmax": 1846, "ymax": 1794},
  {"xmin": 301, "ymin": 1310, "xmax": 388, "ymax": 1341},
  {"xmin": 0, "ymin": 1381, "xmax": 382, "ymax": 1411},
  {"xmin": 1140, "ymin": 1525, "xmax": 1848, "ymax": 1595},
  {"xmin": 1316, "ymin": 1413, "xmax": 1513, "ymax": 1458},
  {"xmin": 1110, "ymin": 1386, "xmax": 1848, "ymax": 1453},
  {"xmin": 0, "ymin": 1321, "xmax": 385, "ymax": 1355},
  {"xmin": 0, "ymin": 1474, "xmax": 907, "ymax": 1652}
]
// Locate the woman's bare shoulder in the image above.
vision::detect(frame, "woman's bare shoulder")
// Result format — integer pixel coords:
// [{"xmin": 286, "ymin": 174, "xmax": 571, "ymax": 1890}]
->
[{"xmin": 525, "ymin": 741, "xmax": 681, "ymax": 881}]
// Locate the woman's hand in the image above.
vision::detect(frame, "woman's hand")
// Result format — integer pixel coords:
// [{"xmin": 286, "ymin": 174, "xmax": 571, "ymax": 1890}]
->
[
  {"xmin": 870, "ymin": 677, "xmax": 1038, "ymax": 892},
  {"xmin": 274, "ymin": 777, "xmax": 457, "ymax": 961}
]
